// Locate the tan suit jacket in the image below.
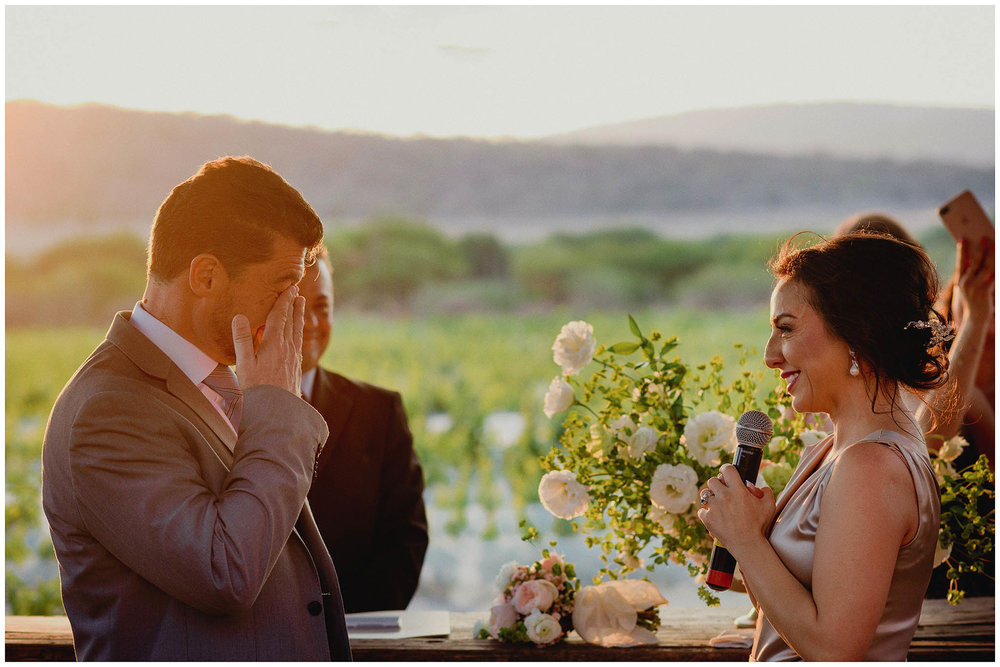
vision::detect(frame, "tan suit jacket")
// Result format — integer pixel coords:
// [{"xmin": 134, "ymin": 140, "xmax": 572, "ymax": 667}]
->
[{"xmin": 41, "ymin": 312, "xmax": 352, "ymax": 660}]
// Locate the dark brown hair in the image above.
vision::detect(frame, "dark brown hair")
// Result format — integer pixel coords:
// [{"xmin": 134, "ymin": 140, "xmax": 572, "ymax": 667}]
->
[
  {"xmin": 147, "ymin": 156, "xmax": 324, "ymax": 281},
  {"xmin": 770, "ymin": 232, "xmax": 949, "ymax": 412}
]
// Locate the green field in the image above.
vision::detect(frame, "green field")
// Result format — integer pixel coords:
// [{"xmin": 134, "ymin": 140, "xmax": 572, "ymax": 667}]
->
[{"xmin": 5, "ymin": 307, "xmax": 777, "ymax": 614}]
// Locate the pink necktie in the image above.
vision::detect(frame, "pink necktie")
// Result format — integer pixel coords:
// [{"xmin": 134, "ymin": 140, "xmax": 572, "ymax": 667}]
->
[{"xmin": 203, "ymin": 364, "xmax": 243, "ymax": 431}]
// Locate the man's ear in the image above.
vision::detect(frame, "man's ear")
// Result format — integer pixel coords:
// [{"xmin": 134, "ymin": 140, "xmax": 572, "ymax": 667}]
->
[{"xmin": 188, "ymin": 254, "xmax": 227, "ymax": 296}]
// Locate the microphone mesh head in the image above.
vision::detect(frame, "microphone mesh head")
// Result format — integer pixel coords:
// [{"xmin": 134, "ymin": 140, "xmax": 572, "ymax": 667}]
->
[{"xmin": 735, "ymin": 409, "xmax": 773, "ymax": 449}]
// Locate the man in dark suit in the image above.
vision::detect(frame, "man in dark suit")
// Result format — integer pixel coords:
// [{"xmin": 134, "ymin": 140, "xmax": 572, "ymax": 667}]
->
[
  {"xmin": 42, "ymin": 157, "xmax": 351, "ymax": 660},
  {"xmin": 299, "ymin": 250, "xmax": 429, "ymax": 612}
]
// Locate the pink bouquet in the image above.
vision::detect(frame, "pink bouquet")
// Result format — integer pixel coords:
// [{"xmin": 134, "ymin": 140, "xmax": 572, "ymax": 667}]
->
[{"xmin": 475, "ymin": 550, "xmax": 579, "ymax": 645}]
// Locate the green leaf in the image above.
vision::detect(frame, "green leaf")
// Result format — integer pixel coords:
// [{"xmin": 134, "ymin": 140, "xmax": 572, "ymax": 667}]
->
[
  {"xmin": 608, "ymin": 341, "xmax": 641, "ymax": 355},
  {"xmin": 628, "ymin": 314, "xmax": 642, "ymax": 338}
]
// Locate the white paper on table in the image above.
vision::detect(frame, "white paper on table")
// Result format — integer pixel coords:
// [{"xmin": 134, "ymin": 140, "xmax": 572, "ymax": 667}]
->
[{"xmin": 345, "ymin": 609, "xmax": 451, "ymax": 640}]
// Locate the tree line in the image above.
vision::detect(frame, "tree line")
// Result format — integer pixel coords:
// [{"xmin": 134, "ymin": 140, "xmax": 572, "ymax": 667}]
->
[{"xmin": 5, "ymin": 218, "xmax": 957, "ymax": 328}]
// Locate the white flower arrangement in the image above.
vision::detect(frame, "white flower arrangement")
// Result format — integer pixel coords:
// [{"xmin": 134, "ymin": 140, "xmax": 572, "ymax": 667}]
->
[
  {"xmin": 536, "ymin": 316, "xmax": 813, "ymax": 605},
  {"xmin": 533, "ymin": 317, "xmax": 993, "ymax": 608}
]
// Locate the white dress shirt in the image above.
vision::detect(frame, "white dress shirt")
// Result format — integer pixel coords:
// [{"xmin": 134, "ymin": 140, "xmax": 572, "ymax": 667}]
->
[
  {"xmin": 300, "ymin": 367, "xmax": 318, "ymax": 403},
  {"xmin": 129, "ymin": 302, "xmax": 237, "ymax": 438}
]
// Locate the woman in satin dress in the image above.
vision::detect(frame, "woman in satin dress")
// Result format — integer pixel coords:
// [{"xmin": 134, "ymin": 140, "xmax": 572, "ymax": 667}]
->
[{"xmin": 698, "ymin": 233, "xmax": 946, "ymax": 661}]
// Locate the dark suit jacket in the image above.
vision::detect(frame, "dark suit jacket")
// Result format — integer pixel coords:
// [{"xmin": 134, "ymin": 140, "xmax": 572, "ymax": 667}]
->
[
  {"xmin": 307, "ymin": 368, "xmax": 428, "ymax": 613},
  {"xmin": 41, "ymin": 312, "xmax": 352, "ymax": 660}
]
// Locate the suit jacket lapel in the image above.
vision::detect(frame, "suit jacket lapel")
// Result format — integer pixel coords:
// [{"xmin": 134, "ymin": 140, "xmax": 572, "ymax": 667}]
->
[
  {"xmin": 107, "ymin": 312, "xmax": 237, "ymax": 467},
  {"xmin": 309, "ymin": 368, "xmax": 355, "ymax": 475}
]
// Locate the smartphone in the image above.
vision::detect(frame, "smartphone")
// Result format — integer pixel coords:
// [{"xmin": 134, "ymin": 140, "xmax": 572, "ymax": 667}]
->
[{"xmin": 938, "ymin": 190, "xmax": 995, "ymax": 243}]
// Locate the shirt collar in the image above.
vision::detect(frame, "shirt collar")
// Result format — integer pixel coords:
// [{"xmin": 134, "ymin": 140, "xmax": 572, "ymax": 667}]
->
[
  {"xmin": 130, "ymin": 302, "xmax": 222, "ymax": 386},
  {"xmin": 301, "ymin": 367, "xmax": 318, "ymax": 402}
]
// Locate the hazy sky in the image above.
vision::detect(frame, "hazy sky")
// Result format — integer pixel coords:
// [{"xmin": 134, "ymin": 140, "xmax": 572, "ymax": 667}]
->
[{"xmin": 5, "ymin": 4, "xmax": 995, "ymax": 138}]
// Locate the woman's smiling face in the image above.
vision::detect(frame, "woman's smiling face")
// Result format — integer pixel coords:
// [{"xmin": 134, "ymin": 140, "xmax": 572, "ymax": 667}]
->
[{"xmin": 764, "ymin": 277, "xmax": 853, "ymax": 415}]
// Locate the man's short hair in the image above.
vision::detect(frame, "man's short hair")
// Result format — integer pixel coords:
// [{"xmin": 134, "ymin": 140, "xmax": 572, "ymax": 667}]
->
[
  {"xmin": 314, "ymin": 244, "xmax": 333, "ymax": 270},
  {"xmin": 147, "ymin": 156, "xmax": 325, "ymax": 281}
]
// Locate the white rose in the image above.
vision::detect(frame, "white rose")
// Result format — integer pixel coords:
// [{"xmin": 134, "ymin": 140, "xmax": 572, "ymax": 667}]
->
[
  {"xmin": 649, "ymin": 463, "xmax": 699, "ymax": 514},
  {"xmin": 538, "ymin": 470, "xmax": 591, "ymax": 519},
  {"xmin": 511, "ymin": 579, "xmax": 559, "ymax": 615},
  {"xmin": 627, "ymin": 426, "xmax": 660, "ymax": 459},
  {"xmin": 523, "ymin": 609, "xmax": 563, "ymax": 645},
  {"xmin": 572, "ymin": 580, "xmax": 667, "ymax": 647},
  {"xmin": 682, "ymin": 410, "xmax": 736, "ymax": 466},
  {"xmin": 799, "ymin": 429, "xmax": 829, "ymax": 449},
  {"xmin": 937, "ymin": 435, "xmax": 968, "ymax": 463},
  {"xmin": 552, "ymin": 320, "xmax": 597, "ymax": 376},
  {"xmin": 542, "ymin": 376, "xmax": 575, "ymax": 418}
]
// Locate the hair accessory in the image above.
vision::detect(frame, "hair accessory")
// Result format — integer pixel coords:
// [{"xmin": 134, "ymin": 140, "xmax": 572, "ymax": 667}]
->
[
  {"xmin": 905, "ymin": 320, "xmax": 956, "ymax": 347},
  {"xmin": 849, "ymin": 349, "xmax": 860, "ymax": 376}
]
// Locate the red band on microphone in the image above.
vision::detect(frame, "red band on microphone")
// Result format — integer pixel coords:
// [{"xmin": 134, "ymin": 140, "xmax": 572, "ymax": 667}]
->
[{"xmin": 706, "ymin": 568, "xmax": 734, "ymax": 590}]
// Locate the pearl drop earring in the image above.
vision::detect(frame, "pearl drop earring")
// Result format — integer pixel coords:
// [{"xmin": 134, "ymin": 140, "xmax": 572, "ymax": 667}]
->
[{"xmin": 849, "ymin": 350, "xmax": 860, "ymax": 377}]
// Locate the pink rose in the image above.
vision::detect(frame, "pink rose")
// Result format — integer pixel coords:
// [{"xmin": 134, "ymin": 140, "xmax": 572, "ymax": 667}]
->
[
  {"xmin": 487, "ymin": 603, "xmax": 517, "ymax": 639},
  {"xmin": 540, "ymin": 553, "xmax": 565, "ymax": 572},
  {"xmin": 511, "ymin": 579, "xmax": 559, "ymax": 615}
]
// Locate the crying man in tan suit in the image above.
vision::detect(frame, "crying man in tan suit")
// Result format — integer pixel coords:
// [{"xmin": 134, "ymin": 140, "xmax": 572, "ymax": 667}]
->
[{"xmin": 41, "ymin": 157, "xmax": 351, "ymax": 661}]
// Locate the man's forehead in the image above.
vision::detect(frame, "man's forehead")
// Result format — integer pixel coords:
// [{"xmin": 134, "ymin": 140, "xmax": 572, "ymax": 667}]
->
[{"xmin": 267, "ymin": 246, "xmax": 307, "ymax": 275}]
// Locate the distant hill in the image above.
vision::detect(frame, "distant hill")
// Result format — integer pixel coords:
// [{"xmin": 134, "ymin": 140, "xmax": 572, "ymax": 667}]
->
[
  {"xmin": 5, "ymin": 100, "xmax": 994, "ymax": 254},
  {"xmin": 545, "ymin": 103, "xmax": 995, "ymax": 168}
]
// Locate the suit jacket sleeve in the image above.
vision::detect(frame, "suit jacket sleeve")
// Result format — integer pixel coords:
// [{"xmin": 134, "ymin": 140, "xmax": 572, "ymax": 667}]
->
[
  {"xmin": 354, "ymin": 391, "xmax": 428, "ymax": 610},
  {"xmin": 67, "ymin": 383, "xmax": 329, "ymax": 615}
]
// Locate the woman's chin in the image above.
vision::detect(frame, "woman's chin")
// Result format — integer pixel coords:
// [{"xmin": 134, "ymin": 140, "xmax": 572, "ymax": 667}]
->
[{"xmin": 789, "ymin": 395, "xmax": 812, "ymax": 415}]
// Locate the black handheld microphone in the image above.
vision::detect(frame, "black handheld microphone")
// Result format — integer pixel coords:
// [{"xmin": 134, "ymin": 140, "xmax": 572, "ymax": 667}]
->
[{"xmin": 705, "ymin": 409, "xmax": 773, "ymax": 591}]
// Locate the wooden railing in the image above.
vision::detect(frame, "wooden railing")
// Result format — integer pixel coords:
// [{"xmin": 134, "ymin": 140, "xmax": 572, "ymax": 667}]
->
[{"xmin": 5, "ymin": 597, "xmax": 994, "ymax": 661}]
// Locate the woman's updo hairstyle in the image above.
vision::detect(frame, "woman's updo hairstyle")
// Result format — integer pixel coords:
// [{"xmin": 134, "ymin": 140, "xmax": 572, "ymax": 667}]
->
[{"xmin": 770, "ymin": 232, "xmax": 949, "ymax": 408}]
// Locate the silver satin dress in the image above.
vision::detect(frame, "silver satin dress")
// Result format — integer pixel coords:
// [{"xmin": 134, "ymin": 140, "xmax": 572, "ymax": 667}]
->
[{"xmin": 751, "ymin": 429, "xmax": 940, "ymax": 661}]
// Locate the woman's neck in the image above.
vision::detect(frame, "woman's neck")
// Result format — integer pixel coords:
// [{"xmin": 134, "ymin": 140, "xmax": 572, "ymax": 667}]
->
[{"xmin": 828, "ymin": 384, "xmax": 921, "ymax": 452}]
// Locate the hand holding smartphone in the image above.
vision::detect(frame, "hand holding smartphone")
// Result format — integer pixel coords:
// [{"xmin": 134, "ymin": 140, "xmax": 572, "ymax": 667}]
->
[
  {"xmin": 938, "ymin": 190, "xmax": 994, "ymax": 243},
  {"xmin": 939, "ymin": 190, "xmax": 994, "ymax": 331}
]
